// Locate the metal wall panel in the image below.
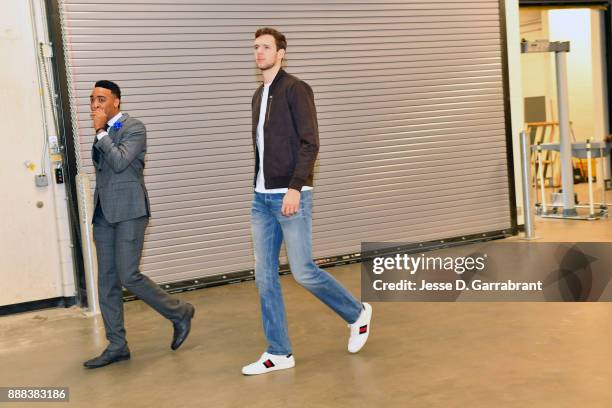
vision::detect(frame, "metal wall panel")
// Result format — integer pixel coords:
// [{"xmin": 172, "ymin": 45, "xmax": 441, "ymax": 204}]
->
[{"xmin": 60, "ymin": 0, "xmax": 512, "ymax": 284}]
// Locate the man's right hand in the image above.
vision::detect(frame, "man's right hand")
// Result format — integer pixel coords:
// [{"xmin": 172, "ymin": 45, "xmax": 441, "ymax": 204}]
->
[
  {"xmin": 281, "ymin": 189, "xmax": 301, "ymax": 216},
  {"xmin": 91, "ymin": 109, "xmax": 108, "ymax": 132}
]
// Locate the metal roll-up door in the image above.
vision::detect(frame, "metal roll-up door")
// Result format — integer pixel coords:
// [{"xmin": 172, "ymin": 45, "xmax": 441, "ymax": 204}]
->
[{"xmin": 58, "ymin": 0, "xmax": 513, "ymax": 284}]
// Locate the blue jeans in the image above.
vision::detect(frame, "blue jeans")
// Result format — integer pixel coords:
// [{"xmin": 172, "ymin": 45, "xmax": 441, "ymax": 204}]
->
[{"xmin": 251, "ymin": 190, "xmax": 362, "ymax": 355}]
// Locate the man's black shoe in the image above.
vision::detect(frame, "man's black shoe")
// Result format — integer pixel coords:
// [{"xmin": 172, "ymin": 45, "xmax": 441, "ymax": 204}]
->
[
  {"xmin": 83, "ymin": 346, "xmax": 130, "ymax": 369},
  {"xmin": 171, "ymin": 303, "xmax": 195, "ymax": 350}
]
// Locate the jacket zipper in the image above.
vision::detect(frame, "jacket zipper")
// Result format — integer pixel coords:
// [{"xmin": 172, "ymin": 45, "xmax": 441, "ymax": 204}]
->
[{"xmin": 265, "ymin": 95, "xmax": 273, "ymax": 125}]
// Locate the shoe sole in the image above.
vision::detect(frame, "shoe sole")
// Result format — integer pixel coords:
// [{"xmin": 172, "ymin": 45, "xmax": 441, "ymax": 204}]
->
[
  {"xmin": 84, "ymin": 354, "xmax": 130, "ymax": 369},
  {"xmin": 242, "ymin": 362, "xmax": 295, "ymax": 376},
  {"xmin": 348, "ymin": 303, "xmax": 372, "ymax": 354},
  {"xmin": 171, "ymin": 305, "xmax": 195, "ymax": 351}
]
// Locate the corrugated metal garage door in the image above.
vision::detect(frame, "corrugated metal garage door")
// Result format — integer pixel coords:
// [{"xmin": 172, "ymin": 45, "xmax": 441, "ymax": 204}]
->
[{"xmin": 59, "ymin": 0, "xmax": 513, "ymax": 284}]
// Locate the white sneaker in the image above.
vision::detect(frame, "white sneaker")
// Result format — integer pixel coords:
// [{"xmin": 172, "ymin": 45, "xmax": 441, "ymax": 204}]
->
[
  {"xmin": 241, "ymin": 352, "xmax": 295, "ymax": 375},
  {"xmin": 348, "ymin": 303, "xmax": 372, "ymax": 353}
]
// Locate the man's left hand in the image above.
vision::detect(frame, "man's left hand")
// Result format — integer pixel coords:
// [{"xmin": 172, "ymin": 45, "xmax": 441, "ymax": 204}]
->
[{"xmin": 282, "ymin": 189, "xmax": 301, "ymax": 216}]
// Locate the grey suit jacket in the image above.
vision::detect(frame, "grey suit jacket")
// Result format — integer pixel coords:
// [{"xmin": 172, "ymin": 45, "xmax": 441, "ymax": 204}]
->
[{"xmin": 92, "ymin": 113, "xmax": 151, "ymax": 223}]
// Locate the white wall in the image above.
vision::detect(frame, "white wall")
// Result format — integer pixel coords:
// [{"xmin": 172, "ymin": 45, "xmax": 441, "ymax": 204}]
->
[
  {"xmin": 520, "ymin": 10, "xmax": 554, "ymax": 117},
  {"xmin": 590, "ymin": 11, "xmax": 610, "ymax": 143},
  {"xmin": 591, "ymin": 11, "xmax": 611, "ymax": 179},
  {"xmin": 0, "ymin": 0, "xmax": 75, "ymax": 306}
]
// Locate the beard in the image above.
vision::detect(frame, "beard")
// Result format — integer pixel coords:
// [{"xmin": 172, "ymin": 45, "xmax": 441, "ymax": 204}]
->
[{"xmin": 257, "ymin": 61, "xmax": 276, "ymax": 71}]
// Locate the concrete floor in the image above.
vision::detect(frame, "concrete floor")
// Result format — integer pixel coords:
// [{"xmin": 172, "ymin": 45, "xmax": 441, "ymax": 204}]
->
[{"xmin": 1, "ymin": 188, "xmax": 611, "ymax": 408}]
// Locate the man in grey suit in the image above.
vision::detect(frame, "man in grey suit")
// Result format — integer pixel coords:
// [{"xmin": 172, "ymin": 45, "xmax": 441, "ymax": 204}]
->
[{"xmin": 84, "ymin": 80, "xmax": 195, "ymax": 369}]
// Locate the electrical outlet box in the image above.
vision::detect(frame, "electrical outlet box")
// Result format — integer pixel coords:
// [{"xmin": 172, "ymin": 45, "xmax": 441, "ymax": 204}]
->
[
  {"xmin": 35, "ymin": 174, "xmax": 49, "ymax": 187},
  {"xmin": 54, "ymin": 167, "xmax": 64, "ymax": 184}
]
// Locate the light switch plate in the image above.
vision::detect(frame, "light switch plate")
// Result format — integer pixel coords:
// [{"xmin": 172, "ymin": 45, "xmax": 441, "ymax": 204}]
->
[{"xmin": 35, "ymin": 174, "xmax": 49, "ymax": 187}]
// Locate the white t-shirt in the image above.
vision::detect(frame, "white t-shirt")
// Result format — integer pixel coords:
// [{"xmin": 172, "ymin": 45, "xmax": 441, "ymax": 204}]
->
[{"xmin": 255, "ymin": 83, "xmax": 313, "ymax": 194}]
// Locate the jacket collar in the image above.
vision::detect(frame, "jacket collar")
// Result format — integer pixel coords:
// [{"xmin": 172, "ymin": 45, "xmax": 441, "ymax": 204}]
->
[
  {"xmin": 270, "ymin": 68, "xmax": 286, "ymax": 86},
  {"xmin": 258, "ymin": 68, "xmax": 286, "ymax": 94},
  {"xmin": 116, "ymin": 112, "xmax": 129, "ymax": 125},
  {"xmin": 107, "ymin": 111, "xmax": 123, "ymax": 127}
]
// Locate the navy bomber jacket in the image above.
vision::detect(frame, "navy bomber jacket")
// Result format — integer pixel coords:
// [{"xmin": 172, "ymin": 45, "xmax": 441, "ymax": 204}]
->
[{"xmin": 251, "ymin": 69, "xmax": 319, "ymax": 191}]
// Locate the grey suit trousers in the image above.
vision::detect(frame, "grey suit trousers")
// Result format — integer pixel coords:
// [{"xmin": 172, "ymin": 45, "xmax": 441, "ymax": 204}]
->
[{"xmin": 93, "ymin": 205, "xmax": 188, "ymax": 350}]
